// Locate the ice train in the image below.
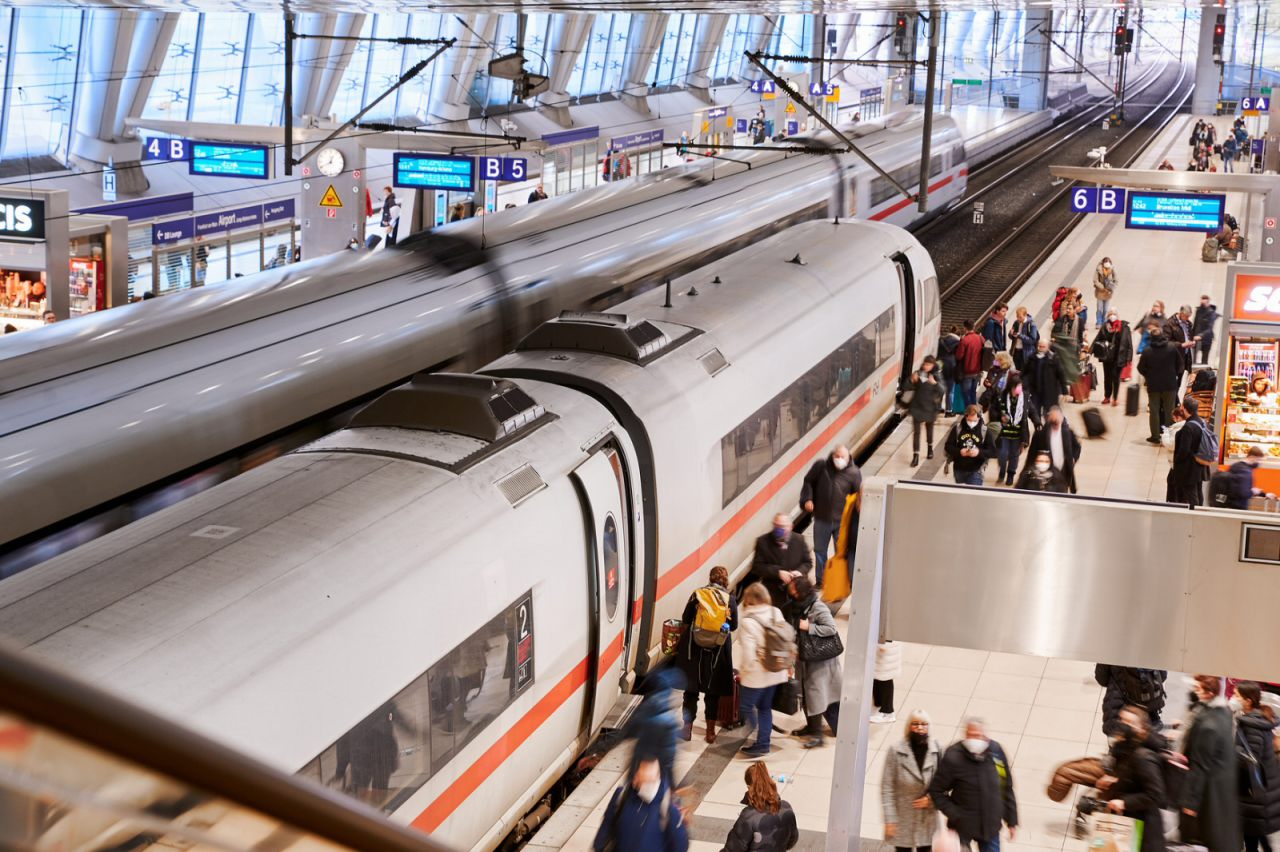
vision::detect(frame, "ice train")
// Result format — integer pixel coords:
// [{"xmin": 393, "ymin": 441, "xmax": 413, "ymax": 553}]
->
[{"xmin": 0, "ymin": 113, "xmax": 965, "ymax": 568}]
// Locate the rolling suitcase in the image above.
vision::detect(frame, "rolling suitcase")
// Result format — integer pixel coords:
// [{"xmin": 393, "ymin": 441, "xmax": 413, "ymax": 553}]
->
[
  {"xmin": 1125, "ymin": 384, "xmax": 1140, "ymax": 416},
  {"xmin": 718, "ymin": 671, "xmax": 742, "ymax": 728},
  {"xmin": 1081, "ymin": 406, "xmax": 1107, "ymax": 438}
]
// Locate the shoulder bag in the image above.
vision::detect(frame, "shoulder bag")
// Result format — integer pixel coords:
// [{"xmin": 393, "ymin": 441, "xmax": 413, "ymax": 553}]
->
[
  {"xmin": 798, "ymin": 611, "xmax": 844, "ymax": 662},
  {"xmin": 1237, "ymin": 726, "xmax": 1265, "ymax": 798}
]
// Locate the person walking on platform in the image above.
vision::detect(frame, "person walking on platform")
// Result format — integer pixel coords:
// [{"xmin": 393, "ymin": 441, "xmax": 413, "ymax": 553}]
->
[
  {"xmin": 1097, "ymin": 705, "xmax": 1167, "ymax": 852},
  {"xmin": 939, "ymin": 326, "xmax": 962, "ymax": 415},
  {"xmin": 1179, "ymin": 675, "xmax": 1242, "ymax": 852},
  {"xmin": 1164, "ymin": 306, "xmax": 1199, "ymax": 378},
  {"xmin": 750, "ymin": 514, "xmax": 812, "ymax": 608},
  {"xmin": 1213, "ymin": 445, "xmax": 1264, "ymax": 509},
  {"xmin": 945, "ymin": 405, "xmax": 995, "ymax": 486},
  {"xmin": 735, "ymin": 582, "xmax": 792, "ymax": 757},
  {"xmin": 594, "ymin": 758, "xmax": 689, "ymax": 852},
  {"xmin": 929, "ymin": 718, "xmax": 1019, "ymax": 852},
  {"xmin": 723, "ymin": 763, "xmax": 799, "ymax": 852},
  {"xmin": 786, "ymin": 576, "xmax": 842, "ymax": 749},
  {"xmin": 1136, "ymin": 301, "xmax": 1167, "ymax": 355},
  {"xmin": 1170, "ymin": 398, "xmax": 1211, "ymax": 508},
  {"xmin": 1093, "ymin": 258, "xmax": 1118, "ymax": 327},
  {"xmin": 1138, "ymin": 324, "xmax": 1183, "ymax": 444},
  {"xmin": 1023, "ymin": 406, "xmax": 1080, "ymax": 494},
  {"xmin": 1009, "ymin": 306, "xmax": 1038, "ymax": 372},
  {"xmin": 1052, "ymin": 303, "xmax": 1085, "ymax": 393},
  {"xmin": 989, "ymin": 373, "xmax": 1030, "ymax": 486},
  {"xmin": 908, "ymin": 356, "xmax": 944, "ymax": 466},
  {"xmin": 982, "ymin": 304, "xmax": 1009, "ymax": 353},
  {"xmin": 1234, "ymin": 681, "xmax": 1280, "ymax": 852},
  {"xmin": 1092, "ymin": 311, "xmax": 1134, "ymax": 407},
  {"xmin": 882, "ymin": 710, "xmax": 943, "ymax": 852},
  {"xmin": 800, "ymin": 446, "xmax": 860, "ymax": 586},
  {"xmin": 1023, "ymin": 340, "xmax": 1065, "ymax": 426},
  {"xmin": 956, "ymin": 320, "xmax": 985, "ymax": 408},
  {"xmin": 1014, "ymin": 450, "xmax": 1069, "ymax": 493},
  {"xmin": 1095, "ymin": 665, "xmax": 1167, "ymax": 736},
  {"xmin": 1192, "ymin": 295, "xmax": 1220, "ymax": 366},
  {"xmin": 675, "ymin": 566, "xmax": 736, "ymax": 744}
]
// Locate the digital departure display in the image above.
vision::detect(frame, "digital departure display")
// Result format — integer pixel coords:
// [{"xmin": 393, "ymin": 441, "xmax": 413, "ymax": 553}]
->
[
  {"xmin": 188, "ymin": 142, "xmax": 271, "ymax": 179},
  {"xmin": 1125, "ymin": 191, "xmax": 1225, "ymax": 233},
  {"xmin": 393, "ymin": 153, "xmax": 475, "ymax": 191}
]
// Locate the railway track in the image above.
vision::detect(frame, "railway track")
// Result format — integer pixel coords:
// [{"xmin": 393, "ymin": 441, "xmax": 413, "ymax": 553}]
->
[{"xmin": 925, "ymin": 60, "xmax": 1192, "ymax": 329}]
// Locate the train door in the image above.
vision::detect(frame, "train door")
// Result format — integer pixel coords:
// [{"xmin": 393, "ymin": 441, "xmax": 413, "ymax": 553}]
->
[
  {"xmin": 571, "ymin": 444, "xmax": 633, "ymax": 732},
  {"xmin": 892, "ymin": 254, "xmax": 917, "ymax": 397}
]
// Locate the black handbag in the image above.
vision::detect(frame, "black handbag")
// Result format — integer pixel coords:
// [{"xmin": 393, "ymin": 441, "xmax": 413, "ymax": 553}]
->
[
  {"xmin": 1237, "ymin": 727, "xmax": 1265, "ymax": 798},
  {"xmin": 772, "ymin": 677, "xmax": 800, "ymax": 715},
  {"xmin": 798, "ymin": 630, "xmax": 844, "ymax": 662}
]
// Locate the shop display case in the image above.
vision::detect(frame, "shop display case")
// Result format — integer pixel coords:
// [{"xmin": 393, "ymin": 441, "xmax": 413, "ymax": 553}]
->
[{"xmin": 1217, "ymin": 265, "xmax": 1280, "ymax": 494}]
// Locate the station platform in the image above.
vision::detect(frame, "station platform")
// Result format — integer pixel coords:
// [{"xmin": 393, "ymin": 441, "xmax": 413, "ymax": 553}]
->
[{"xmin": 535, "ymin": 112, "xmax": 1263, "ymax": 852}]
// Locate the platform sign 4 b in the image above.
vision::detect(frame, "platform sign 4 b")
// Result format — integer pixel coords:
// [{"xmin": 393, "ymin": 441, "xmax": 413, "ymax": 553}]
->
[{"xmin": 1070, "ymin": 186, "xmax": 1126, "ymax": 214}]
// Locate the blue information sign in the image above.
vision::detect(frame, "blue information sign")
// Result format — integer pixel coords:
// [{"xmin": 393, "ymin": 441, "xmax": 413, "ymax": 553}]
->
[
  {"xmin": 1241, "ymin": 96, "xmax": 1271, "ymax": 112},
  {"xmin": 143, "ymin": 136, "xmax": 189, "ymax": 162},
  {"xmin": 1069, "ymin": 186, "xmax": 1127, "ymax": 214},
  {"xmin": 1125, "ymin": 191, "xmax": 1225, "ymax": 233},
  {"xmin": 188, "ymin": 143, "xmax": 270, "ymax": 179},
  {"xmin": 749, "ymin": 80, "xmax": 777, "ymax": 94},
  {"xmin": 393, "ymin": 153, "xmax": 475, "ymax": 191}
]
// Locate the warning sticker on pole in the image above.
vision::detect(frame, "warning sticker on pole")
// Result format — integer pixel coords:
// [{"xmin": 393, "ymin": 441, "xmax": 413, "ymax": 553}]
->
[{"xmin": 319, "ymin": 185, "xmax": 343, "ymax": 208}]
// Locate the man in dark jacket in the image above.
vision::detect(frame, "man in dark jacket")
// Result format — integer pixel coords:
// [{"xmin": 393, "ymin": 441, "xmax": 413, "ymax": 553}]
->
[
  {"xmin": 1214, "ymin": 445, "xmax": 1263, "ymax": 508},
  {"xmin": 1022, "ymin": 340, "xmax": 1065, "ymax": 427},
  {"xmin": 929, "ymin": 718, "xmax": 1018, "ymax": 852},
  {"xmin": 1138, "ymin": 326, "xmax": 1183, "ymax": 443},
  {"xmin": 1171, "ymin": 398, "xmax": 1211, "ymax": 508},
  {"xmin": 1192, "ymin": 295, "xmax": 1220, "ymax": 365},
  {"xmin": 1023, "ymin": 406, "xmax": 1082, "ymax": 493},
  {"xmin": 799, "ymin": 446, "xmax": 861, "ymax": 585},
  {"xmin": 593, "ymin": 758, "xmax": 689, "ymax": 852},
  {"xmin": 1094, "ymin": 665, "xmax": 1167, "ymax": 735},
  {"xmin": 945, "ymin": 405, "xmax": 995, "ymax": 486},
  {"xmin": 750, "ymin": 513, "xmax": 813, "ymax": 607},
  {"xmin": 955, "ymin": 320, "xmax": 986, "ymax": 407},
  {"xmin": 1099, "ymin": 705, "xmax": 1167, "ymax": 852},
  {"xmin": 1163, "ymin": 306, "xmax": 1198, "ymax": 373},
  {"xmin": 982, "ymin": 303, "xmax": 1009, "ymax": 353},
  {"xmin": 1180, "ymin": 675, "xmax": 1243, "ymax": 852}
]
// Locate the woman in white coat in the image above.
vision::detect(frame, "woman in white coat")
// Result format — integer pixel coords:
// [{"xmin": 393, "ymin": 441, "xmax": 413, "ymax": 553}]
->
[
  {"xmin": 882, "ymin": 710, "xmax": 943, "ymax": 852},
  {"xmin": 736, "ymin": 582, "xmax": 791, "ymax": 758}
]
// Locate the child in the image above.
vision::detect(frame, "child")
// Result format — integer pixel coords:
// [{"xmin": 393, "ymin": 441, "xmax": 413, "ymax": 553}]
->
[{"xmin": 872, "ymin": 641, "xmax": 902, "ymax": 723}]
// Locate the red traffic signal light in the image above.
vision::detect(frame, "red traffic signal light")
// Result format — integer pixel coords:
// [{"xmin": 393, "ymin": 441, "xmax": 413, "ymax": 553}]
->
[{"xmin": 895, "ymin": 15, "xmax": 907, "ymax": 30}]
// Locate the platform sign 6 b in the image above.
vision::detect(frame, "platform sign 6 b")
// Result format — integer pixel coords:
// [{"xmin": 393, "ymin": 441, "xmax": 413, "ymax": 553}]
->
[{"xmin": 1070, "ymin": 186, "xmax": 1126, "ymax": 214}]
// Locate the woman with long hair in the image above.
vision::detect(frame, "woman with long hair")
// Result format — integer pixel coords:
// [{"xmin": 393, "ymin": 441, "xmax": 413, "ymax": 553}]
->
[
  {"xmin": 722, "ymin": 762, "xmax": 799, "ymax": 852},
  {"xmin": 675, "ymin": 565, "xmax": 737, "ymax": 744},
  {"xmin": 881, "ymin": 710, "xmax": 942, "ymax": 852},
  {"xmin": 1235, "ymin": 681, "xmax": 1280, "ymax": 852}
]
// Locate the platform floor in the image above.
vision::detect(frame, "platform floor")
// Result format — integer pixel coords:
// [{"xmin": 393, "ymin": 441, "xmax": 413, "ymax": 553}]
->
[{"xmin": 540, "ymin": 112, "xmax": 1268, "ymax": 852}]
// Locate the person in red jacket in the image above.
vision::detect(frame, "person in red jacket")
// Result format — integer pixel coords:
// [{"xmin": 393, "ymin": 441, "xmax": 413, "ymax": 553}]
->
[{"xmin": 955, "ymin": 319, "xmax": 986, "ymax": 408}]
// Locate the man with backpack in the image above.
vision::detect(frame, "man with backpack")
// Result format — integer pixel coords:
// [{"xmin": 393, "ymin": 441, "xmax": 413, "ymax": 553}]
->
[
  {"xmin": 593, "ymin": 758, "xmax": 689, "ymax": 852},
  {"xmin": 1209, "ymin": 445, "xmax": 1264, "ymax": 509},
  {"xmin": 734, "ymin": 582, "xmax": 796, "ymax": 757},
  {"xmin": 674, "ymin": 566, "xmax": 737, "ymax": 744},
  {"xmin": 1170, "ymin": 398, "xmax": 1214, "ymax": 508},
  {"xmin": 1095, "ymin": 665, "xmax": 1167, "ymax": 735}
]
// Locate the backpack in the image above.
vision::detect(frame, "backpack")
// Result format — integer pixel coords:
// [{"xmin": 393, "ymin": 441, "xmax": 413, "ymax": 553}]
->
[
  {"xmin": 1124, "ymin": 669, "xmax": 1163, "ymax": 706},
  {"xmin": 1192, "ymin": 421, "xmax": 1219, "ymax": 466},
  {"xmin": 748, "ymin": 611, "xmax": 797, "ymax": 672},
  {"xmin": 691, "ymin": 585, "xmax": 730, "ymax": 648},
  {"xmin": 1209, "ymin": 469, "xmax": 1234, "ymax": 507}
]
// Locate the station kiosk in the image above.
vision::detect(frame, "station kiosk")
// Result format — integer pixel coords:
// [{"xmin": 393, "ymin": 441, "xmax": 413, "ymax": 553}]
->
[{"xmin": 1216, "ymin": 262, "xmax": 1280, "ymax": 493}]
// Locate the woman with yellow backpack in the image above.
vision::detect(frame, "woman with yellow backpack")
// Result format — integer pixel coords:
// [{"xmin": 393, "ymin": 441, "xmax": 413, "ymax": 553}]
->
[{"xmin": 675, "ymin": 565, "xmax": 738, "ymax": 744}]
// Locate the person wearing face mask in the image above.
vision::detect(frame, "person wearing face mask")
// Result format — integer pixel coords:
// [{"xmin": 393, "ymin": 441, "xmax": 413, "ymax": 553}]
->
[
  {"xmin": 1135, "ymin": 301, "xmax": 1167, "ymax": 355},
  {"xmin": 618, "ymin": 668, "xmax": 683, "ymax": 787},
  {"xmin": 1138, "ymin": 323, "xmax": 1183, "ymax": 444},
  {"xmin": 1178, "ymin": 675, "xmax": 1242, "ymax": 852},
  {"xmin": 1022, "ymin": 406, "xmax": 1081, "ymax": 493},
  {"xmin": 987, "ymin": 371, "xmax": 1030, "ymax": 486},
  {"xmin": 594, "ymin": 758, "xmax": 689, "ymax": 852},
  {"xmin": 1093, "ymin": 258, "xmax": 1118, "ymax": 327},
  {"xmin": 785, "ymin": 576, "xmax": 842, "ymax": 748},
  {"xmin": 928, "ymin": 718, "xmax": 1018, "ymax": 852},
  {"xmin": 750, "ymin": 513, "xmax": 813, "ymax": 608},
  {"xmin": 1095, "ymin": 705, "xmax": 1167, "ymax": 852},
  {"xmin": 944, "ymin": 405, "xmax": 996, "ymax": 486},
  {"xmin": 1233, "ymin": 682, "xmax": 1280, "ymax": 852},
  {"xmin": 1014, "ymin": 450, "xmax": 1069, "ymax": 493},
  {"xmin": 908, "ymin": 356, "xmax": 944, "ymax": 467},
  {"xmin": 1209, "ymin": 445, "xmax": 1265, "ymax": 509},
  {"xmin": 882, "ymin": 710, "xmax": 943, "ymax": 852},
  {"xmin": 799, "ymin": 446, "xmax": 861, "ymax": 585},
  {"xmin": 1022, "ymin": 339, "xmax": 1066, "ymax": 427},
  {"xmin": 1091, "ymin": 311, "xmax": 1134, "ymax": 407}
]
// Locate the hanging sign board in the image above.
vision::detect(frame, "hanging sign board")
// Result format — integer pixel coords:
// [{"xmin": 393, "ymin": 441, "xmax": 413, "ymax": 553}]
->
[
  {"xmin": 393, "ymin": 153, "xmax": 475, "ymax": 191},
  {"xmin": 0, "ymin": 197, "xmax": 46, "ymax": 242}
]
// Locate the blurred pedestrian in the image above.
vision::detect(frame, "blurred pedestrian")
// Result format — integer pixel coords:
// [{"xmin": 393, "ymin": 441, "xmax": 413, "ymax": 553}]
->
[
  {"xmin": 528, "ymin": 184, "xmax": 548, "ymax": 203},
  {"xmin": 800, "ymin": 446, "xmax": 860, "ymax": 585},
  {"xmin": 723, "ymin": 762, "xmax": 799, "ymax": 852},
  {"xmin": 1024, "ymin": 406, "xmax": 1080, "ymax": 493},
  {"xmin": 1234, "ymin": 682, "xmax": 1280, "ymax": 852},
  {"xmin": 1135, "ymin": 301, "xmax": 1167, "ymax": 355},
  {"xmin": 1023, "ymin": 339, "xmax": 1065, "ymax": 426},
  {"xmin": 594, "ymin": 758, "xmax": 689, "ymax": 852},
  {"xmin": 883, "ymin": 710, "xmax": 943, "ymax": 852},
  {"xmin": 1179, "ymin": 675, "xmax": 1242, "ymax": 852},
  {"xmin": 749, "ymin": 513, "xmax": 812, "ymax": 608},
  {"xmin": 908, "ymin": 356, "xmax": 944, "ymax": 467},
  {"xmin": 1014, "ymin": 450, "xmax": 1069, "ymax": 493},
  {"xmin": 988, "ymin": 372, "xmax": 1030, "ymax": 487},
  {"xmin": 872, "ymin": 640, "xmax": 902, "ymax": 724},
  {"xmin": 928, "ymin": 718, "xmax": 1019, "ymax": 852}
]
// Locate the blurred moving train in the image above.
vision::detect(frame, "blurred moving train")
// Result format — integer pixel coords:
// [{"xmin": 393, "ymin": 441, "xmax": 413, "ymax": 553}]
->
[
  {"xmin": 0, "ymin": 218, "xmax": 940, "ymax": 850},
  {"xmin": 0, "ymin": 113, "xmax": 966, "ymax": 573}
]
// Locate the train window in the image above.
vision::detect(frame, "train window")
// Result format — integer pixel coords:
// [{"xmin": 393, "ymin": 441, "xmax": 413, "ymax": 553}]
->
[
  {"xmin": 921, "ymin": 276, "xmax": 940, "ymax": 322},
  {"xmin": 297, "ymin": 591, "xmax": 535, "ymax": 814},
  {"xmin": 929, "ymin": 155, "xmax": 943, "ymax": 179},
  {"xmin": 603, "ymin": 514, "xmax": 620, "ymax": 621},
  {"xmin": 720, "ymin": 307, "xmax": 895, "ymax": 506}
]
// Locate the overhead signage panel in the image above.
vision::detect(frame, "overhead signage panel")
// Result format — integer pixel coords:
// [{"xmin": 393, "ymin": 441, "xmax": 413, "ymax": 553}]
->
[
  {"xmin": 1230, "ymin": 273, "xmax": 1280, "ymax": 325},
  {"xmin": 1069, "ymin": 186, "xmax": 1127, "ymax": 214},
  {"xmin": 0, "ymin": 197, "xmax": 46, "ymax": 242},
  {"xmin": 1124, "ymin": 191, "xmax": 1225, "ymax": 233},
  {"xmin": 393, "ymin": 153, "xmax": 475, "ymax": 191},
  {"xmin": 189, "ymin": 142, "xmax": 271, "ymax": 179},
  {"xmin": 478, "ymin": 156, "xmax": 528, "ymax": 182}
]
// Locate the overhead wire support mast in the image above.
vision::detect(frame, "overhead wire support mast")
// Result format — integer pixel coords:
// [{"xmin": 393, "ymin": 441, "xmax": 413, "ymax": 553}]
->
[{"xmin": 743, "ymin": 51, "xmax": 916, "ymax": 203}]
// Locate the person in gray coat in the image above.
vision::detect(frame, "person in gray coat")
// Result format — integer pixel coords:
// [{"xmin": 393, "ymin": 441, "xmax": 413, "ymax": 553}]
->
[
  {"xmin": 1180, "ymin": 675, "xmax": 1243, "ymax": 852},
  {"xmin": 785, "ymin": 577, "xmax": 842, "ymax": 748},
  {"xmin": 882, "ymin": 710, "xmax": 943, "ymax": 852},
  {"xmin": 908, "ymin": 356, "xmax": 945, "ymax": 467}
]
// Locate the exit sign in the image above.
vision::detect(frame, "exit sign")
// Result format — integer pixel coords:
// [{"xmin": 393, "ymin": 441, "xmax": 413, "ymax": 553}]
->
[
  {"xmin": 952, "ymin": 78, "xmax": 982, "ymax": 86},
  {"xmin": 1264, "ymin": 87, "xmax": 1273, "ymax": 95}
]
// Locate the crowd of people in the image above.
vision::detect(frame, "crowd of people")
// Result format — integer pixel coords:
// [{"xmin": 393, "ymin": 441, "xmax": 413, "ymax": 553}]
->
[{"xmin": 1186, "ymin": 119, "xmax": 1253, "ymax": 174}]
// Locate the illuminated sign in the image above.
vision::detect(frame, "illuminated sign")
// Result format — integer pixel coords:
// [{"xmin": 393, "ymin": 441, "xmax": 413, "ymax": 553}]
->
[
  {"xmin": 0, "ymin": 197, "xmax": 45, "ymax": 241},
  {"xmin": 393, "ymin": 153, "xmax": 475, "ymax": 191},
  {"xmin": 1231, "ymin": 273, "xmax": 1280, "ymax": 324},
  {"xmin": 188, "ymin": 142, "xmax": 271, "ymax": 179},
  {"xmin": 1069, "ymin": 186, "xmax": 1126, "ymax": 214},
  {"xmin": 1125, "ymin": 191, "xmax": 1225, "ymax": 233}
]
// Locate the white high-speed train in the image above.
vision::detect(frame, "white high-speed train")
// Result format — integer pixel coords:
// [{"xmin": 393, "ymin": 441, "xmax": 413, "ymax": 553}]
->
[
  {"xmin": 0, "ymin": 218, "xmax": 940, "ymax": 850},
  {"xmin": 0, "ymin": 112, "xmax": 965, "ymax": 570}
]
